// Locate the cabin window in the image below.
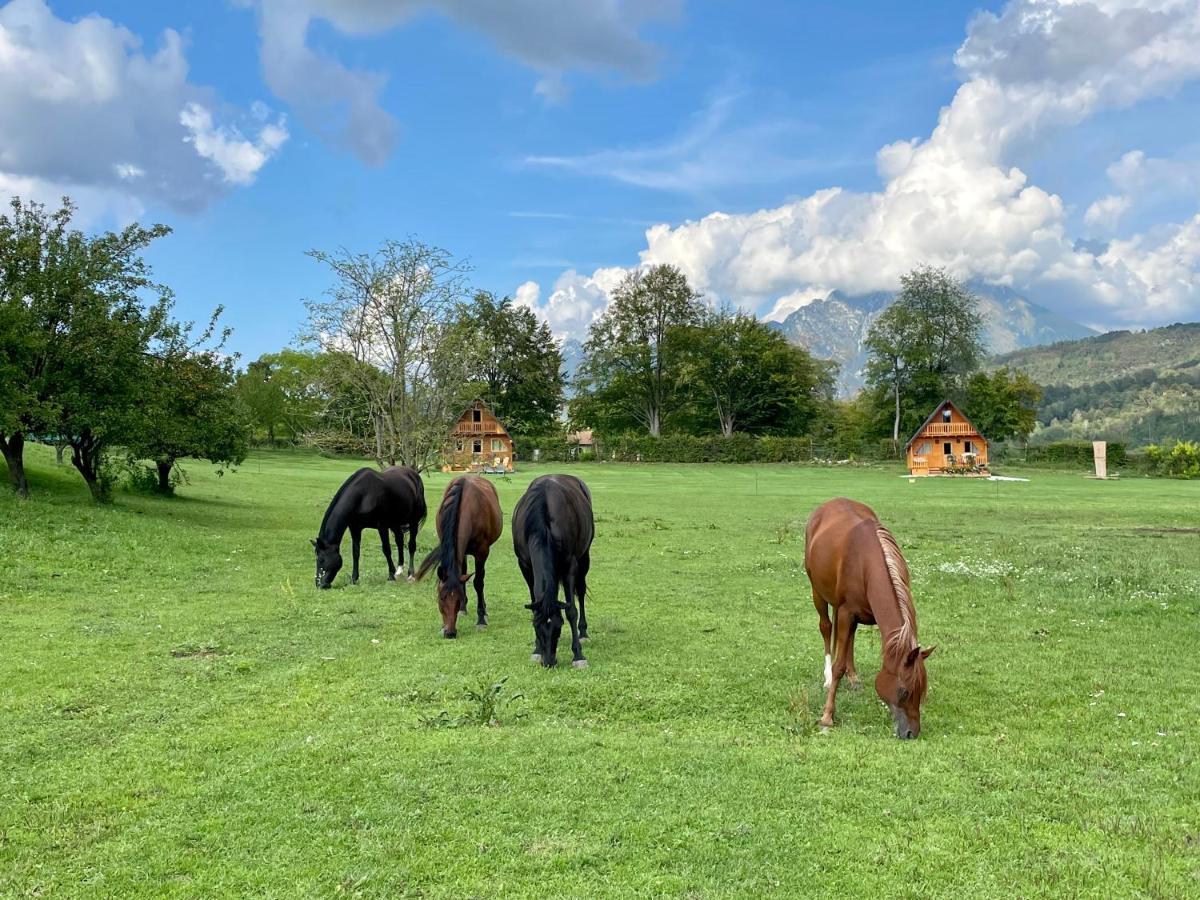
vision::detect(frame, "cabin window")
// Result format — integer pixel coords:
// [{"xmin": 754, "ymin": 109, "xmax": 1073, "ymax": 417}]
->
[
  {"xmin": 473, "ymin": 409, "xmax": 482, "ymax": 423},
  {"xmin": 942, "ymin": 408, "xmax": 952, "ymax": 422},
  {"xmin": 917, "ymin": 441, "xmax": 931, "ymax": 455},
  {"xmin": 943, "ymin": 442, "xmax": 952, "ymax": 455},
  {"xmin": 964, "ymin": 440, "xmax": 974, "ymax": 454},
  {"xmin": 472, "ymin": 439, "xmax": 482, "ymax": 453},
  {"xmin": 455, "ymin": 440, "xmax": 464, "ymax": 452},
  {"xmin": 491, "ymin": 439, "xmax": 504, "ymax": 452}
]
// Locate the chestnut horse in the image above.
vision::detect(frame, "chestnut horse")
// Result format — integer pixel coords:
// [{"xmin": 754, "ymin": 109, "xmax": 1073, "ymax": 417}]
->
[
  {"xmin": 415, "ymin": 475, "xmax": 503, "ymax": 638},
  {"xmin": 804, "ymin": 498, "xmax": 934, "ymax": 738}
]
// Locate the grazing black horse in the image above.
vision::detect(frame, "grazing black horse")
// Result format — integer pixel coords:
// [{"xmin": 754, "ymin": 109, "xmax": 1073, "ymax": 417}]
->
[
  {"xmin": 512, "ymin": 474, "xmax": 594, "ymax": 668},
  {"xmin": 313, "ymin": 467, "xmax": 426, "ymax": 589}
]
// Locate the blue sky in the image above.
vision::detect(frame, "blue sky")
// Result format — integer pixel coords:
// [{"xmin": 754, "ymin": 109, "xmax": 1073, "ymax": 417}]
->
[{"xmin": 4, "ymin": 0, "xmax": 1200, "ymax": 361}]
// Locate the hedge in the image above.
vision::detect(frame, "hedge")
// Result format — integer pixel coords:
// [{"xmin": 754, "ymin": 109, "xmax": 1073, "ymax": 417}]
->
[
  {"xmin": 996, "ymin": 440, "xmax": 1128, "ymax": 468},
  {"xmin": 1144, "ymin": 440, "xmax": 1200, "ymax": 478},
  {"xmin": 510, "ymin": 432, "xmax": 902, "ymax": 465}
]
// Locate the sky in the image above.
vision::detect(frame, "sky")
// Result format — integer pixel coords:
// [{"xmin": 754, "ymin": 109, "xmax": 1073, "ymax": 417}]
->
[{"xmin": 2, "ymin": 0, "xmax": 1199, "ymax": 362}]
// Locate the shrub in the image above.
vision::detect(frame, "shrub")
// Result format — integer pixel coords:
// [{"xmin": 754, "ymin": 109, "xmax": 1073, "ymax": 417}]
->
[
  {"xmin": 1144, "ymin": 440, "xmax": 1200, "ymax": 478},
  {"xmin": 1007, "ymin": 440, "xmax": 1128, "ymax": 468}
]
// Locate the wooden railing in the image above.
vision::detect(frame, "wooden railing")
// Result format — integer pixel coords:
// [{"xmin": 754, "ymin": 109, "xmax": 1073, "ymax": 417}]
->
[
  {"xmin": 454, "ymin": 422, "xmax": 485, "ymax": 433},
  {"xmin": 922, "ymin": 423, "xmax": 973, "ymax": 436}
]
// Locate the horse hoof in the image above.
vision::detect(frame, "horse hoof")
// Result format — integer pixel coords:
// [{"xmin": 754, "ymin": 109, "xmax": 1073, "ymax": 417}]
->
[
  {"xmin": 848, "ymin": 680, "xmax": 862, "ymax": 691},
  {"xmin": 476, "ymin": 623, "xmax": 487, "ymax": 631},
  {"xmin": 572, "ymin": 659, "xmax": 588, "ymax": 669},
  {"xmin": 406, "ymin": 575, "xmax": 416, "ymax": 584},
  {"xmin": 530, "ymin": 653, "xmax": 542, "ymax": 664},
  {"xmin": 579, "ymin": 634, "xmax": 590, "ymax": 642},
  {"xmin": 817, "ymin": 717, "xmax": 834, "ymax": 730}
]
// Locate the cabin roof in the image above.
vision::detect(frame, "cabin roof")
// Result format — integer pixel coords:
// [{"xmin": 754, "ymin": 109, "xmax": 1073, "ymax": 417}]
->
[
  {"xmin": 450, "ymin": 399, "xmax": 511, "ymax": 437},
  {"xmin": 904, "ymin": 399, "xmax": 986, "ymax": 450}
]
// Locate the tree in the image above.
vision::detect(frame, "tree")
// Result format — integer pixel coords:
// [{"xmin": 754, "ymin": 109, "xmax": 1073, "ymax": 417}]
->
[
  {"xmin": 965, "ymin": 367, "xmax": 1042, "ymax": 443},
  {"xmin": 681, "ymin": 309, "xmax": 836, "ymax": 436},
  {"xmin": 865, "ymin": 266, "xmax": 984, "ymax": 442},
  {"xmin": 573, "ymin": 265, "xmax": 704, "ymax": 437},
  {"xmin": 125, "ymin": 311, "xmax": 250, "ymax": 493},
  {"xmin": 303, "ymin": 239, "xmax": 478, "ymax": 470},
  {"xmin": 451, "ymin": 291, "xmax": 564, "ymax": 433},
  {"xmin": 0, "ymin": 197, "xmax": 171, "ymax": 501},
  {"xmin": 236, "ymin": 348, "xmax": 328, "ymax": 445}
]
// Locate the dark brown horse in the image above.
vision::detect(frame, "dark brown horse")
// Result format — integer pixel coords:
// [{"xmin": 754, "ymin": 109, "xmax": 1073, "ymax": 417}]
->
[
  {"xmin": 804, "ymin": 498, "xmax": 934, "ymax": 738},
  {"xmin": 512, "ymin": 474, "xmax": 594, "ymax": 668},
  {"xmin": 415, "ymin": 475, "xmax": 503, "ymax": 638}
]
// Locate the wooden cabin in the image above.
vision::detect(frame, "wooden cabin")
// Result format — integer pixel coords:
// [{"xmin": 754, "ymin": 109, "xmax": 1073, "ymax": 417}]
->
[
  {"xmin": 444, "ymin": 400, "xmax": 514, "ymax": 473},
  {"xmin": 905, "ymin": 400, "xmax": 989, "ymax": 475}
]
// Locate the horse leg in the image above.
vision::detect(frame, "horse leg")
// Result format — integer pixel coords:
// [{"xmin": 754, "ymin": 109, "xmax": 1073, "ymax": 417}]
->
[
  {"xmin": 406, "ymin": 525, "xmax": 418, "ymax": 582},
  {"xmin": 350, "ymin": 527, "xmax": 362, "ymax": 585},
  {"xmin": 818, "ymin": 604, "xmax": 852, "ymax": 728},
  {"xmin": 814, "ymin": 589, "xmax": 833, "ymax": 689},
  {"xmin": 576, "ymin": 550, "xmax": 590, "ymax": 640},
  {"xmin": 392, "ymin": 527, "xmax": 404, "ymax": 579},
  {"xmin": 518, "ymin": 558, "xmax": 540, "ymax": 662},
  {"xmin": 565, "ymin": 561, "xmax": 587, "ymax": 668},
  {"xmin": 844, "ymin": 620, "xmax": 862, "ymax": 690},
  {"xmin": 379, "ymin": 528, "xmax": 396, "ymax": 581},
  {"xmin": 473, "ymin": 548, "xmax": 489, "ymax": 628}
]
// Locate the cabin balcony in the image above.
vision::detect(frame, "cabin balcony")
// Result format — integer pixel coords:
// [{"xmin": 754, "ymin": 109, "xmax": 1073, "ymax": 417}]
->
[
  {"xmin": 455, "ymin": 422, "xmax": 485, "ymax": 433},
  {"xmin": 922, "ymin": 422, "xmax": 974, "ymax": 436}
]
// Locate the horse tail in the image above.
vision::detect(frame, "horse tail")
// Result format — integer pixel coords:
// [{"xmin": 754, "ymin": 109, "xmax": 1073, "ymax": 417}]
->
[
  {"xmin": 524, "ymin": 485, "xmax": 561, "ymax": 612},
  {"xmin": 414, "ymin": 478, "xmax": 465, "ymax": 583}
]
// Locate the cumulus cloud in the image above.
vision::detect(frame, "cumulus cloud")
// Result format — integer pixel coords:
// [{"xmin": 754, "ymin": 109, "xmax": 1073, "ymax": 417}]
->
[
  {"xmin": 521, "ymin": 0, "xmax": 1200, "ymax": 336},
  {"xmin": 514, "ymin": 267, "xmax": 629, "ymax": 339},
  {"xmin": 243, "ymin": 0, "xmax": 678, "ymax": 164},
  {"xmin": 0, "ymin": 0, "xmax": 287, "ymax": 219}
]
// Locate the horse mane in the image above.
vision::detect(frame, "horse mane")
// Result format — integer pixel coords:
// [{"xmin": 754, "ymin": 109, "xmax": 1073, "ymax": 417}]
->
[
  {"xmin": 875, "ymin": 523, "xmax": 925, "ymax": 695},
  {"xmin": 522, "ymin": 482, "xmax": 561, "ymax": 616},
  {"xmin": 319, "ymin": 468, "xmax": 371, "ymax": 542},
  {"xmin": 415, "ymin": 478, "xmax": 466, "ymax": 583}
]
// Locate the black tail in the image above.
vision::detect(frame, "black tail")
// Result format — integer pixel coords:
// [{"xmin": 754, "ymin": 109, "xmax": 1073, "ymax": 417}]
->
[
  {"xmin": 415, "ymin": 478, "xmax": 464, "ymax": 583},
  {"xmin": 522, "ymin": 486, "xmax": 563, "ymax": 614}
]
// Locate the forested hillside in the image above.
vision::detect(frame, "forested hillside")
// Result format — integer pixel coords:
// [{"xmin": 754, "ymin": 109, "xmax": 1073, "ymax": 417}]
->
[{"xmin": 990, "ymin": 323, "xmax": 1200, "ymax": 445}]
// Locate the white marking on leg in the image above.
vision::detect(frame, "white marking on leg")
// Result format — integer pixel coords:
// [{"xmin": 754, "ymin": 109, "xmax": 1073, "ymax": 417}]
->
[{"xmin": 824, "ymin": 653, "xmax": 833, "ymax": 689}]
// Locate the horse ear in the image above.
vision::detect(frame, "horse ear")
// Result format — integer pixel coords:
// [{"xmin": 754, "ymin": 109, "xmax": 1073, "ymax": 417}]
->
[
  {"xmin": 556, "ymin": 601, "xmax": 568, "ymax": 611},
  {"xmin": 460, "ymin": 572, "xmax": 472, "ymax": 584},
  {"xmin": 920, "ymin": 645, "xmax": 936, "ymax": 660},
  {"xmin": 310, "ymin": 539, "xmax": 318, "ymax": 549},
  {"xmin": 906, "ymin": 645, "xmax": 922, "ymax": 667},
  {"xmin": 523, "ymin": 602, "xmax": 535, "ymax": 611}
]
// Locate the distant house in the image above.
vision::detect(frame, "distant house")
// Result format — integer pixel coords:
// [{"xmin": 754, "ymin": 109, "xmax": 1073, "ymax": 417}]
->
[
  {"xmin": 444, "ymin": 400, "xmax": 514, "ymax": 473},
  {"xmin": 567, "ymin": 430, "xmax": 595, "ymax": 455},
  {"xmin": 905, "ymin": 400, "xmax": 989, "ymax": 475}
]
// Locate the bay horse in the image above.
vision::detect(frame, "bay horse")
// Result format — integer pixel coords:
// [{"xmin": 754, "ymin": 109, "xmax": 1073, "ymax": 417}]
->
[
  {"xmin": 312, "ymin": 466, "xmax": 426, "ymax": 589},
  {"xmin": 512, "ymin": 474, "xmax": 594, "ymax": 668},
  {"xmin": 415, "ymin": 475, "xmax": 503, "ymax": 638},
  {"xmin": 804, "ymin": 498, "xmax": 934, "ymax": 738}
]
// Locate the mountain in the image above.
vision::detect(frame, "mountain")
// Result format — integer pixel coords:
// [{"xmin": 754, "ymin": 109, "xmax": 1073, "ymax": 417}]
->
[
  {"xmin": 560, "ymin": 337, "xmax": 585, "ymax": 397},
  {"xmin": 988, "ymin": 322, "xmax": 1200, "ymax": 446},
  {"xmin": 769, "ymin": 281, "xmax": 1097, "ymax": 396}
]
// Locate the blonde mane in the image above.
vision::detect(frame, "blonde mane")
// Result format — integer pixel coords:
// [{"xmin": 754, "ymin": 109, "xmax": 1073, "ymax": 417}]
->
[{"xmin": 875, "ymin": 523, "xmax": 918, "ymax": 659}]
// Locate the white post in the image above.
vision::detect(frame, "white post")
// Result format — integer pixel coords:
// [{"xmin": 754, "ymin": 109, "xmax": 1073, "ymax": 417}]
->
[{"xmin": 1093, "ymin": 441, "xmax": 1107, "ymax": 479}]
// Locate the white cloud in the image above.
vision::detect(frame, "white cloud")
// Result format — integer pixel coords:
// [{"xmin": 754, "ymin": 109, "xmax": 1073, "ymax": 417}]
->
[
  {"xmin": 0, "ymin": 0, "xmax": 286, "ymax": 220},
  {"xmin": 243, "ymin": 0, "xmax": 677, "ymax": 164},
  {"xmin": 1084, "ymin": 194, "xmax": 1132, "ymax": 233},
  {"xmin": 523, "ymin": 0, "xmax": 1200, "ymax": 336},
  {"xmin": 514, "ymin": 267, "xmax": 630, "ymax": 339}
]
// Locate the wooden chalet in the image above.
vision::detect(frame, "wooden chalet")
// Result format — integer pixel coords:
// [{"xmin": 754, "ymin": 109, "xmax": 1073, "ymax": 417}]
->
[
  {"xmin": 905, "ymin": 400, "xmax": 989, "ymax": 475},
  {"xmin": 444, "ymin": 400, "xmax": 514, "ymax": 473}
]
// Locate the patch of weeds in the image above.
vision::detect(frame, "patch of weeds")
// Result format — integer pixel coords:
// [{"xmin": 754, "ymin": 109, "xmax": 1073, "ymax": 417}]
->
[
  {"xmin": 782, "ymin": 688, "xmax": 817, "ymax": 738},
  {"xmin": 170, "ymin": 643, "xmax": 229, "ymax": 659},
  {"xmin": 417, "ymin": 676, "xmax": 525, "ymax": 729}
]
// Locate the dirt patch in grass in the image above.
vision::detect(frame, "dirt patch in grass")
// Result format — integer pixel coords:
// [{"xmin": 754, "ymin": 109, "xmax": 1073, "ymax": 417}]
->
[
  {"xmin": 1131, "ymin": 527, "xmax": 1200, "ymax": 535},
  {"xmin": 170, "ymin": 645, "xmax": 229, "ymax": 659}
]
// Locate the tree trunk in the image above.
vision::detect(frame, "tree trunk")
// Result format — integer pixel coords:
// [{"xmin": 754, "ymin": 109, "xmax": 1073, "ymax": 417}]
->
[
  {"xmin": 1, "ymin": 431, "xmax": 29, "ymax": 499},
  {"xmin": 892, "ymin": 377, "xmax": 901, "ymax": 443},
  {"xmin": 648, "ymin": 407, "xmax": 661, "ymax": 438},
  {"xmin": 721, "ymin": 415, "xmax": 734, "ymax": 438},
  {"xmin": 156, "ymin": 459, "xmax": 174, "ymax": 494},
  {"xmin": 70, "ymin": 431, "xmax": 110, "ymax": 503},
  {"xmin": 55, "ymin": 441, "xmax": 66, "ymax": 465}
]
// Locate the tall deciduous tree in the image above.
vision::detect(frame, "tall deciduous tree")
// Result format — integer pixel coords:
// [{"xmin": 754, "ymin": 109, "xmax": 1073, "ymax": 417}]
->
[
  {"xmin": 682, "ymin": 309, "xmax": 836, "ymax": 437},
  {"xmin": 452, "ymin": 291, "xmax": 565, "ymax": 433},
  {"xmin": 865, "ymin": 266, "xmax": 984, "ymax": 442},
  {"xmin": 965, "ymin": 367, "xmax": 1042, "ymax": 443},
  {"xmin": 574, "ymin": 264, "xmax": 703, "ymax": 437},
  {"xmin": 303, "ymin": 239, "xmax": 478, "ymax": 470},
  {"xmin": 0, "ymin": 197, "xmax": 171, "ymax": 501},
  {"xmin": 236, "ymin": 348, "xmax": 328, "ymax": 444}
]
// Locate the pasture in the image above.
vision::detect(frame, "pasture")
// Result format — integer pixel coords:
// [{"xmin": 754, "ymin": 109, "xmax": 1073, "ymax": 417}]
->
[{"xmin": 2, "ymin": 446, "xmax": 1198, "ymax": 897}]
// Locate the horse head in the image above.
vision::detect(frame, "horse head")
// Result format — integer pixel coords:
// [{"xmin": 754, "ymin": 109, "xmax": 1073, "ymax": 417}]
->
[
  {"xmin": 436, "ymin": 568, "xmax": 471, "ymax": 638},
  {"xmin": 875, "ymin": 645, "xmax": 934, "ymax": 739},
  {"xmin": 525, "ymin": 599, "xmax": 568, "ymax": 667},
  {"xmin": 311, "ymin": 537, "xmax": 342, "ymax": 590}
]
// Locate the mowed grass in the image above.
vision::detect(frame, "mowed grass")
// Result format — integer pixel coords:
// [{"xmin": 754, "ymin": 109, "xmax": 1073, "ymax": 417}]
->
[{"xmin": 2, "ymin": 446, "xmax": 1199, "ymax": 898}]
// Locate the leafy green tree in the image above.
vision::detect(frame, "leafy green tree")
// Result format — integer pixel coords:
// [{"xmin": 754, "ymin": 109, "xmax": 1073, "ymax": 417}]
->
[
  {"xmin": 573, "ymin": 265, "xmax": 704, "ymax": 437},
  {"xmin": 303, "ymin": 239, "xmax": 478, "ymax": 469},
  {"xmin": 681, "ymin": 309, "xmax": 835, "ymax": 436},
  {"xmin": 0, "ymin": 197, "xmax": 171, "ymax": 501},
  {"xmin": 965, "ymin": 367, "xmax": 1042, "ymax": 443},
  {"xmin": 451, "ymin": 291, "xmax": 564, "ymax": 433},
  {"xmin": 236, "ymin": 348, "xmax": 328, "ymax": 444},
  {"xmin": 125, "ymin": 311, "xmax": 250, "ymax": 493},
  {"xmin": 865, "ymin": 266, "xmax": 984, "ymax": 442}
]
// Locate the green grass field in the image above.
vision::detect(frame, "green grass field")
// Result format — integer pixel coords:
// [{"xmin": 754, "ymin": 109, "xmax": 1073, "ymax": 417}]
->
[{"xmin": 2, "ymin": 446, "xmax": 1198, "ymax": 897}]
